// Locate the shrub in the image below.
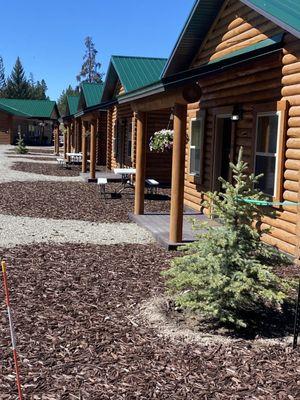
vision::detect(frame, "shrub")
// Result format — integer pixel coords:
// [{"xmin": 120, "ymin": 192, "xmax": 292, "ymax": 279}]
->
[
  {"xmin": 15, "ymin": 132, "xmax": 28, "ymax": 154},
  {"xmin": 163, "ymin": 148, "xmax": 293, "ymax": 328}
]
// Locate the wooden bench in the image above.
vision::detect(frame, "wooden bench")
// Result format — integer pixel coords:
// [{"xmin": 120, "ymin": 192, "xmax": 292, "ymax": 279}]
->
[{"xmin": 145, "ymin": 179, "xmax": 159, "ymax": 194}]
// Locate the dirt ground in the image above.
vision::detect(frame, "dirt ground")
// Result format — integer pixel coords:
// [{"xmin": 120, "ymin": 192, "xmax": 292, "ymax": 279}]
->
[{"xmin": 0, "ymin": 243, "xmax": 299, "ymax": 400}]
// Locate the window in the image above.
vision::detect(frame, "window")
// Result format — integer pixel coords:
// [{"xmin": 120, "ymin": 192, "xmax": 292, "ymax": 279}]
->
[
  {"xmin": 254, "ymin": 112, "xmax": 280, "ymax": 196},
  {"xmin": 189, "ymin": 117, "xmax": 204, "ymax": 177}
]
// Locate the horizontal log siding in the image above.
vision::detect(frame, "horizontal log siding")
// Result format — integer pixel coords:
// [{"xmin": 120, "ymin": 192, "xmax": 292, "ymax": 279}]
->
[
  {"xmin": 184, "ymin": 44, "xmax": 300, "ymax": 256},
  {"xmin": 193, "ymin": 0, "xmax": 283, "ymax": 66},
  {"xmin": 107, "ymin": 103, "xmax": 133, "ymax": 170},
  {"xmin": 146, "ymin": 109, "xmax": 173, "ymax": 185},
  {"xmin": 0, "ymin": 111, "xmax": 11, "ymax": 144},
  {"xmin": 96, "ymin": 112, "xmax": 107, "ymax": 166}
]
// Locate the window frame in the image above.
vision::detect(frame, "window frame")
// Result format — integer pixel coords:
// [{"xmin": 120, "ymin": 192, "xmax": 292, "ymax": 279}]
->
[
  {"xmin": 188, "ymin": 109, "xmax": 206, "ymax": 185},
  {"xmin": 252, "ymin": 100, "xmax": 288, "ymax": 204}
]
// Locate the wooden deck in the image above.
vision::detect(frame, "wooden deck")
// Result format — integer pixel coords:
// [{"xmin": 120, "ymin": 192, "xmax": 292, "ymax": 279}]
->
[{"xmin": 129, "ymin": 211, "xmax": 218, "ymax": 250}]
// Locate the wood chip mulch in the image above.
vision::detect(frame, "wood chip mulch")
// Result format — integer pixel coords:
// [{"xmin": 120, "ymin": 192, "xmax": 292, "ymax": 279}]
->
[
  {"xmin": 0, "ymin": 243, "xmax": 299, "ymax": 399},
  {"xmin": 7, "ymin": 156, "xmax": 56, "ymax": 162},
  {"xmin": 10, "ymin": 162, "xmax": 81, "ymax": 177},
  {"xmin": 0, "ymin": 181, "xmax": 171, "ymax": 222}
]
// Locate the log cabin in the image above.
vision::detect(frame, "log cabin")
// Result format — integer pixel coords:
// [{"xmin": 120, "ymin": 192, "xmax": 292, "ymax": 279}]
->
[
  {"xmin": 62, "ymin": 83, "xmax": 107, "ymax": 179},
  {"xmin": 122, "ymin": 0, "xmax": 300, "ymax": 257},
  {"xmin": 0, "ymin": 98, "xmax": 59, "ymax": 146},
  {"xmin": 98, "ymin": 55, "xmax": 174, "ymax": 185},
  {"xmin": 62, "ymin": 95, "xmax": 80, "ymax": 157}
]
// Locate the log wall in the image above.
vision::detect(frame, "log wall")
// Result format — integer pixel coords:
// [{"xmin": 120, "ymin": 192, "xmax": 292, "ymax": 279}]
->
[
  {"xmin": 184, "ymin": 1, "xmax": 300, "ymax": 257},
  {"xmin": 0, "ymin": 111, "xmax": 11, "ymax": 144}
]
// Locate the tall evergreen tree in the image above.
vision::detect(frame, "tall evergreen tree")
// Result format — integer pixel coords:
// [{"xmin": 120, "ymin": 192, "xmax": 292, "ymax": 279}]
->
[
  {"xmin": 76, "ymin": 36, "xmax": 104, "ymax": 83},
  {"xmin": 5, "ymin": 57, "xmax": 30, "ymax": 99},
  {"xmin": 57, "ymin": 84, "xmax": 79, "ymax": 115},
  {"xmin": 0, "ymin": 56, "xmax": 6, "ymax": 96}
]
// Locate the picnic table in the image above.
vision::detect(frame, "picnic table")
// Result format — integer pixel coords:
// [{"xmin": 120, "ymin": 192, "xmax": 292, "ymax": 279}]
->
[
  {"xmin": 113, "ymin": 168, "xmax": 136, "ymax": 193},
  {"xmin": 66, "ymin": 152, "xmax": 82, "ymax": 163}
]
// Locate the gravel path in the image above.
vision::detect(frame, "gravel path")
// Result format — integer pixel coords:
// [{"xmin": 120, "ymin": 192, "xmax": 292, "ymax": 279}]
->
[
  {"xmin": 0, "ymin": 145, "xmax": 154, "ymax": 246},
  {"xmin": 0, "ymin": 213, "xmax": 153, "ymax": 247},
  {"xmin": 0, "ymin": 145, "xmax": 81, "ymax": 182}
]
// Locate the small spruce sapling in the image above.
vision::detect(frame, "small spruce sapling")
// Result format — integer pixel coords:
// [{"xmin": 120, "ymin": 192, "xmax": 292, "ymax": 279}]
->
[
  {"xmin": 163, "ymin": 147, "xmax": 292, "ymax": 328},
  {"xmin": 15, "ymin": 132, "xmax": 28, "ymax": 154}
]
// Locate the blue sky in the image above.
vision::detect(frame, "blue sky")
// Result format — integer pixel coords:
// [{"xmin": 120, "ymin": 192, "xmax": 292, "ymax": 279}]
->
[{"xmin": 0, "ymin": 0, "xmax": 195, "ymax": 101}]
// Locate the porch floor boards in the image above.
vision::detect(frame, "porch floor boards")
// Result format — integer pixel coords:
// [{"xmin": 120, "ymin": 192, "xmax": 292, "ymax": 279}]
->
[{"xmin": 129, "ymin": 211, "xmax": 218, "ymax": 250}]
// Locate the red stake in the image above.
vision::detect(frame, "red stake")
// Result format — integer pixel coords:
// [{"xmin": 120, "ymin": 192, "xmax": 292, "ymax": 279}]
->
[{"xmin": 1, "ymin": 260, "xmax": 23, "ymax": 400}]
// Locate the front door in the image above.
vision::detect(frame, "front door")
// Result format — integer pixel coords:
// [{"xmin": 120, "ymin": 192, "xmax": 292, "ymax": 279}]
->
[{"xmin": 213, "ymin": 116, "xmax": 233, "ymax": 191}]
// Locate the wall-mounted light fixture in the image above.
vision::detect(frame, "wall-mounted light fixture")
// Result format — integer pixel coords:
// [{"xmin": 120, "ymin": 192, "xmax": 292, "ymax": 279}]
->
[{"xmin": 231, "ymin": 105, "xmax": 243, "ymax": 121}]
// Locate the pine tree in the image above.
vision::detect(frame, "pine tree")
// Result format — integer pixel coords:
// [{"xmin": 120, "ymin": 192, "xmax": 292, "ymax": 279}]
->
[
  {"xmin": 57, "ymin": 85, "xmax": 79, "ymax": 115},
  {"xmin": 76, "ymin": 36, "xmax": 104, "ymax": 83},
  {"xmin": 5, "ymin": 57, "xmax": 30, "ymax": 99},
  {"xmin": 0, "ymin": 56, "xmax": 6, "ymax": 96},
  {"xmin": 163, "ymin": 148, "xmax": 293, "ymax": 328}
]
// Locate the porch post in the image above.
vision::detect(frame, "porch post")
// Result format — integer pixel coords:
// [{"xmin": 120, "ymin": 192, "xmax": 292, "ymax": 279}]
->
[
  {"xmin": 134, "ymin": 111, "xmax": 147, "ymax": 215},
  {"xmin": 54, "ymin": 126, "xmax": 60, "ymax": 155},
  {"xmin": 66, "ymin": 125, "xmax": 71, "ymax": 162},
  {"xmin": 63, "ymin": 126, "xmax": 67, "ymax": 159},
  {"xmin": 82, "ymin": 121, "xmax": 88, "ymax": 173},
  {"xmin": 90, "ymin": 119, "xmax": 96, "ymax": 180},
  {"xmin": 169, "ymin": 103, "xmax": 187, "ymax": 243}
]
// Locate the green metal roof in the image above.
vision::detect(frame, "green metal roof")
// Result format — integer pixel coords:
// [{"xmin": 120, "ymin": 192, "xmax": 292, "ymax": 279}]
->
[
  {"xmin": 66, "ymin": 95, "xmax": 80, "ymax": 116},
  {"xmin": 81, "ymin": 82, "xmax": 104, "ymax": 108},
  {"xmin": 0, "ymin": 98, "xmax": 59, "ymax": 119},
  {"xmin": 241, "ymin": 0, "xmax": 300, "ymax": 39},
  {"xmin": 102, "ymin": 56, "xmax": 167, "ymax": 102}
]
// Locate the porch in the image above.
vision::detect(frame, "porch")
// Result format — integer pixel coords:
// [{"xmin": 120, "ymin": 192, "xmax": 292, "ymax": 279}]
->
[{"xmin": 129, "ymin": 210, "xmax": 218, "ymax": 250}]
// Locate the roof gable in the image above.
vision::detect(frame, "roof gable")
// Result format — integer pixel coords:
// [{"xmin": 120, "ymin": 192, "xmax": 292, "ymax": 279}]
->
[
  {"xmin": 162, "ymin": 0, "xmax": 224, "ymax": 77},
  {"xmin": 241, "ymin": 0, "xmax": 300, "ymax": 39},
  {"xmin": 66, "ymin": 95, "xmax": 80, "ymax": 116},
  {"xmin": 102, "ymin": 56, "xmax": 167, "ymax": 102},
  {"xmin": 192, "ymin": 0, "xmax": 282, "ymax": 67},
  {"xmin": 163, "ymin": 0, "xmax": 300, "ymax": 78},
  {"xmin": 0, "ymin": 98, "xmax": 59, "ymax": 119},
  {"xmin": 78, "ymin": 82, "xmax": 104, "ymax": 111}
]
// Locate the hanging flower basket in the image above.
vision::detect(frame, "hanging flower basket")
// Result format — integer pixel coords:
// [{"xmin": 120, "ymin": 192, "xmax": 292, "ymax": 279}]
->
[{"xmin": 149, "ymin": 129, "xmax": 174, "ymax": 152}]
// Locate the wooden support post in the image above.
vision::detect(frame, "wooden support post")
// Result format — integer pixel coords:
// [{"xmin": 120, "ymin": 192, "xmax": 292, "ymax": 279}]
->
[
  {"xmin": 66, "ymin": 125, "xmax": 71, "ymax": 162},
  {"xmin": 8, "ymin": 116, "xmax": 13, "ymax": 145},
  {"xmin": 134, "ymin": 112, "xmax": 147, "ymax": 215},
  {"xmin": 169, "ymin": 103, "xmax": 187, "ymax": 243},
  {"xmin": 54, "ymin": 126, "xmax": 59, "ymax": 155},
  {"xmin": 90, "ymin": 120, "xmax": 96, "ymax": 180},
  {"xmin": 63, "ymin": 127, "xmax": 67, "ymax": 159},
  {"xmin": 82, "ymin": 122, "xmax": 88, "ymax": 173}
]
